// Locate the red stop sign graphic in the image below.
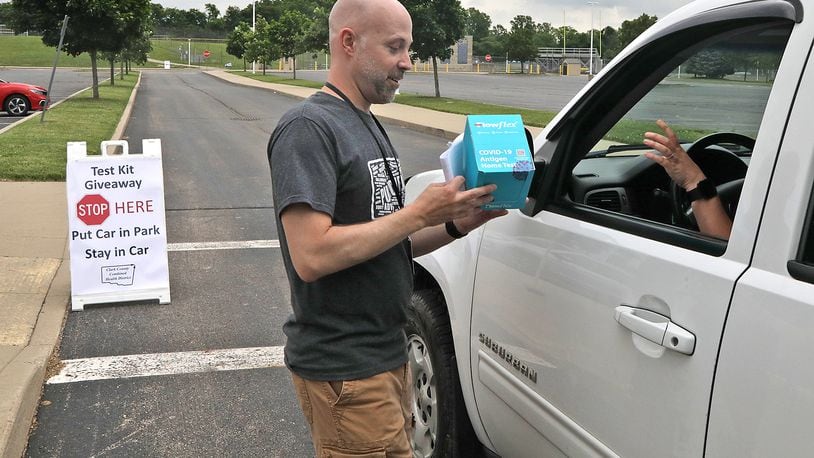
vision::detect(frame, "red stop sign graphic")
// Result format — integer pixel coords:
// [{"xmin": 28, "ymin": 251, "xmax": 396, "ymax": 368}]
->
[
  {"xmin": 203, "ymin": 50, "xmax": 211, "ymax": 58},
  {"xmin": 76, "ymin": 194, "xmax": 110, "ymax": 226}
]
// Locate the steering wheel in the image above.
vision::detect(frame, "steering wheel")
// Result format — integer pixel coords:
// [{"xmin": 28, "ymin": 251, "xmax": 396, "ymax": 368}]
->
[{"xmin": 670, "ymin": 132, "xmax": 752, "ymax": 230}]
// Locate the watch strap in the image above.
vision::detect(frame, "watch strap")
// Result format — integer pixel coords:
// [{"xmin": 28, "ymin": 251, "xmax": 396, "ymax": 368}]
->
[
  {"xmin": 445, "ymin": 221, "xmax": 467, "ymax": 239},
  {"xmin": 687, "ymin": 178, "xmax": 717, "ymax": 202}
]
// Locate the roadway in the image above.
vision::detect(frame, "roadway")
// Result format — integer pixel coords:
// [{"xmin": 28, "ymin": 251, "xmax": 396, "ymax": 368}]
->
[
  {"xmin": 12, "ymin": 66, "xmax": 772, "ymax": 455},
  {"xmin": 287, "ymin": 69, "xmax": 771, "ymax": 132},
  {"xmin": 24, "ymin": 69, "xmax": 448, "ymax": 456}
]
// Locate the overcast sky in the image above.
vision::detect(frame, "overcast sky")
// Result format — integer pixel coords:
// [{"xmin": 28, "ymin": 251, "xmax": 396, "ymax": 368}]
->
[
  {"xmin": 150, "ymin": 0, "xmax": 694, "ymax": 31},
  {"xmin": 0, "ymin": 0, "xmax": 696, "ymax": 31}
]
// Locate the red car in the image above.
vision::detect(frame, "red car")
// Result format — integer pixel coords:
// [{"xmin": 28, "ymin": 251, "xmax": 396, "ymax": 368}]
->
[{"xmin": 0, "ymin": 79, "xmax": 48, "ymax": 116}]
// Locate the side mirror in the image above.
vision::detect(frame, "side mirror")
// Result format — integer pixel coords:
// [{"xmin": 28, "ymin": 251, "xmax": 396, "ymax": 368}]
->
[{"xmin": 522, "ymin": 159, "xmax": 547, "ymax": 216}]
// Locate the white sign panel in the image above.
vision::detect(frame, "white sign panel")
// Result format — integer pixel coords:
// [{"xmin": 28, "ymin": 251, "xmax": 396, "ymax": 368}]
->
[{"xmin": 66, "ymin": 139, "xmax": 171, "ymax": 311}]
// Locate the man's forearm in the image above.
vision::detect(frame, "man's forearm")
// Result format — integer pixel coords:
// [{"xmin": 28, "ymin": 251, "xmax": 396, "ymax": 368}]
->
[{"xmin": 282, "ymin": 204, "xmax": 428, "ymax": 282}]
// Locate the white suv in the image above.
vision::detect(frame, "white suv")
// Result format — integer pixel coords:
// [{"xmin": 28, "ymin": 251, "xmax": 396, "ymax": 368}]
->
[{"xmin": 405, "ymin": 0, "xmax": 813, "ymax": 456}]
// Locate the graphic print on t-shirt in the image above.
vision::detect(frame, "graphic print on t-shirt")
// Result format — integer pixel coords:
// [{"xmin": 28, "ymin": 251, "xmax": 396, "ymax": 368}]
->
[{"xmin": 368, "ymin": 158, "xmax": 403, "ymax": 218}]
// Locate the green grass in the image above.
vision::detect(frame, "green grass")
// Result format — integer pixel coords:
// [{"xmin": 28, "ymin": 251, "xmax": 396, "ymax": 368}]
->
[
  {"xmin": 0, "ymin": 73, "xmax": 139, "ymax": 181},
  {"xmin": 228, "ymin": 71, "xmax": 716, "ymax": 143},
  {"xmin": 232, "ymin": 71, "xmax": 325, "ymax": 88},
  {"xmin": 0, "ymin": 35, "xmax": 241, "ymax": 68},
  {"xmin": 148, "ymin": 38, "xmax": 240, "ymax": 68},
  {"xmin": 393, "ymin": 94, "xmax": 559, "ymax": 129},
  {"xmin": 605, "ymin": 119, "xmax": 714, "ymax": 145},
  {"xmin": 0, "ymin": 46, "xmax": 717, "ymax": 181},
  {"xmin": 0, "ymin": 35, "xmax": 93, "ymax": 67},
  {"xmin": 233, "ymin": 70, "xmax": 560, "ymax": 128}
]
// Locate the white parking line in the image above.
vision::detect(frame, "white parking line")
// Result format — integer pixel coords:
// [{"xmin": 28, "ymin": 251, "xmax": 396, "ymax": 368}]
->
[
  {"xmin": 47, "ymin": 346, "xmax": 286, "ymax": 384},
  {"xmin": 168, "ymin": 240, "xmax": 280, "ymax": 251}
]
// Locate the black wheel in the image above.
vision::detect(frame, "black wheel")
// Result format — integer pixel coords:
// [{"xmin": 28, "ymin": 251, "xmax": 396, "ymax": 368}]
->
[
  {"xmin": 4, "ymin": 94, "xmax": 31, "ymax": 116},
  {"xmin": 406, "ymin": 290, "xmax": 478, "ymax": 458}
]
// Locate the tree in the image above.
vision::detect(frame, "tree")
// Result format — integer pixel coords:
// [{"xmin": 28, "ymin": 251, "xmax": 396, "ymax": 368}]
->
[
  {"xmin": 204, "ymin": 3, "xmax": 219, "ymax": 22},
  {"xmin": 599, "ymin": 26, "xmax": 619, "ymax": 60},
  {"xmin": 534, "ymin": 22, "xmax": 559, "ymax": 48},
  {"xmin": 402, "ymin": 0, "xmax": 465, "ymax": 97},
  {"xmin": 204, "ymin": 3, "xmax": 223, "ymax": 32},
  {"xmin": 222, "ymin": 6, "xmax": 245, "ymax": 32},
  {"xmin": 464, "ymin": 7, "xmax": 490, "ymax": 41},
  {"xmin": 507, "ymin": 15, "xmax": 537, "ymax": 74},
  {"xmin": 301, "ymin": 3, "xmax": 330, "ymax": 56},
  {"xmin": 12, "ymin": 0, "xmax": 151, "ymax": 98},
  {"xmin": 474, "ymin": 24, "xmax": 507, "ymax": 56},
  {"xmin": 244, "ymin": 17, "xmax": 278, "ymax": 75},
  {"xmin": 0, "ymin": 3, "xmax": 14, "ymax": 26},
  {"xmin": 269, "ymin": 10, "xmax": 309, "ymax": 79},
  {"xmin": 121, "ymin": 33, "xmax": 151, "ymax": 74},
  {"xmin": 227, "ymin": 22, "xmax": 252, "ymax": 71},
  {"xmin": 684, "ymin": 49, "xmax": 734, "ymax": 79},
  {"xmin": 609, "ymin": 13, "xmax": 657, "ymax": 57}
]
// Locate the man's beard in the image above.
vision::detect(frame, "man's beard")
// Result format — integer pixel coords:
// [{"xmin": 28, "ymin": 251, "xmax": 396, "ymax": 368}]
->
[{"xmin": 359, "ymin": 55, "xmax": 399, "ymax": 104}]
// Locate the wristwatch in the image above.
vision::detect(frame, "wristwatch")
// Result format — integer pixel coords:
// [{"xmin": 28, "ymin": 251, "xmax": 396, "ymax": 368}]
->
[
  {"xmin": 687, "ymin": 178, "xmax": 717, "ymax": 202},
  {"xmin": 445, "ymin": 220, "xmax": 467, "ymax": 239}
]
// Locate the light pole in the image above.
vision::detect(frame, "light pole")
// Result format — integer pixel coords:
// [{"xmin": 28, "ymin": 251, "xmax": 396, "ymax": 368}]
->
[
  {"xmin": 588, "ymin": 1, "xmax": 597, "ymax": 76},
  {"xmin": 561, "ymin": 10, "xmax": 566, "ymax": 76},
  {"xmin": 252, "ymin": 1, "xmax": 256, "ymax": 74},
  {"xmin": 598, "ymin": 9, "xmax": 602, "ymax": 59}
]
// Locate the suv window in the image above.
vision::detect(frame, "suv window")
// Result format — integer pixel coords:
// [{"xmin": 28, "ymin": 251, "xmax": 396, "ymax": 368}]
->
[{"xmin": 562, "ymin": 22, "xmax": 792, "ymax": 247}]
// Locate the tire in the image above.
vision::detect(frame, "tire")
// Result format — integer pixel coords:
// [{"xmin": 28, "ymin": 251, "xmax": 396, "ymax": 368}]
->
[
  {"xmin": 406, "ymin": 290, "xmax": 478, "ymax": 458},
  {"xmin": 4, "ymin": 94, "xmax": 30, "ymax": 116}
]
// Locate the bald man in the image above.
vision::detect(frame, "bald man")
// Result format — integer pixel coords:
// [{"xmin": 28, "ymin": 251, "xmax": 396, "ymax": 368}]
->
[{"xmin": 267, "ymin": 0, "xmax": 506, "ymax": 455}]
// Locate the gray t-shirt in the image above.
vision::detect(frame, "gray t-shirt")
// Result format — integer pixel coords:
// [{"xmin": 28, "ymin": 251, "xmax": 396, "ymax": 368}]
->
[{"xmin": 268, "ymin": 92, "xmax": 413, "ymax": 381}]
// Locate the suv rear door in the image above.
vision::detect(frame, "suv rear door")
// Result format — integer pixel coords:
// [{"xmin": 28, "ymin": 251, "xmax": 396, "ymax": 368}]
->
[{"xmin": 467, "ymin": 2, "xmax": 803, "ymax": 456}]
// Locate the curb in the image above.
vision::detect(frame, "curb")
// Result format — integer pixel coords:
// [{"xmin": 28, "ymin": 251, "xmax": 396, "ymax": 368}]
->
[
  {"xmin": 0, "ymin": 72, "xmax": 142, "ymax": 458},
  {"xmin": 111, "ymin": 72, "xmax": 143, "ymax": 141},
  {"xmin": 202, "ymin": 70, "xmax": 464, "ymax": 140},
  {"xmin": 0, "ymin": 253, "xmax": 70, "ymax": 458}
]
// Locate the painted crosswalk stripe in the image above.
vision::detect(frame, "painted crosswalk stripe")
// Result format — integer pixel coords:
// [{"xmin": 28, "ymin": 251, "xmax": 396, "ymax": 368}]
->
[
  {"xmin": 47, "ymin": 346, "xmax": 286, "ymax": 384},
  {"xmin": 168, "ymin": 240, "xmax": 280, "ymax": 251}
]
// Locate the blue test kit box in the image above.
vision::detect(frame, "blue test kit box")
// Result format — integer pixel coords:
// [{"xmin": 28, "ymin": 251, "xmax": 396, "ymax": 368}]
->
[{"xmin": 462, "ymin": 114, "xmax": 534, "ymax": 209}]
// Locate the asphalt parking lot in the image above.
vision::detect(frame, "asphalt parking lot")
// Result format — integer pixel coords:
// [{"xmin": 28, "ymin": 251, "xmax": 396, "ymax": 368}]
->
[{"xmin": 0, "ymin": 67, "xmax": 103, "ymax": 129}]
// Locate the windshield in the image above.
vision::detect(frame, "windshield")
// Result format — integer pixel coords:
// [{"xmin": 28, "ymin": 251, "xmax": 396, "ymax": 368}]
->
[{"xmin": 590, "ymin": 24, "xmax": 789, "ymax": 155}]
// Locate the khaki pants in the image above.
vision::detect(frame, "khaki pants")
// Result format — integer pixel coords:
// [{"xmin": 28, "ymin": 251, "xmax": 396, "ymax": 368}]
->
[{"xmin": 290, "ymin": 365, "xmax": 413, "ymax": 457}]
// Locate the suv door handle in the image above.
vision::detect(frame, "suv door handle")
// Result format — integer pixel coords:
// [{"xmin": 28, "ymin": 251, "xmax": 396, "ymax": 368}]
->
[{"xmin": 614, "ymin": 306, "xmax": 695, "ymax": 355}]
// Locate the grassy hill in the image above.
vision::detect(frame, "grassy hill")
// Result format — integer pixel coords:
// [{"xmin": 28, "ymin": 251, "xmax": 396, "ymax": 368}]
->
[
  {"xmin": 0, "ymin": 35, "xmax": 93, "ymax": 67},
  {"xmin": 0, "ymin": 35, "xmax": 241, "ymax": 68},
  {"xmin": 149, "ymin": 37, "xmax": 240, "ymax": 68}
]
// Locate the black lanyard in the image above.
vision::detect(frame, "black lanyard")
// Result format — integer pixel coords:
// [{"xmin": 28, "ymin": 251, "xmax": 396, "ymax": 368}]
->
[{"xmin": 324, "ymin": 82, "xmax": 404, "ymax": 209}]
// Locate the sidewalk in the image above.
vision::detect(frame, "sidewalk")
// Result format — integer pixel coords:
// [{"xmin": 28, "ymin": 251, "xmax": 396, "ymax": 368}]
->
[
  {"xmin": 207, "ymin": 69, "xmax": 544, "ymax": 140},
  {"xmin": 0, "ymin": 69, "xmax": 541, "ymax": 457}
]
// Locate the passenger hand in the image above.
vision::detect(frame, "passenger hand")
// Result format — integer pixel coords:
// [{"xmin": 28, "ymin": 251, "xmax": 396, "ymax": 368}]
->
[
  {"xmin": 410, "ymin": 176, "xmax": 499, "ymax": 228},
  {"xmin": 643, "ymin": 119, "xmax": 706, "ymax": 191}
]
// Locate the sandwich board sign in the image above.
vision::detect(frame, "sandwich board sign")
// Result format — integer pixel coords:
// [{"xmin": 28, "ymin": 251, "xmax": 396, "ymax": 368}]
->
[{"xmin": 66, "ymin": 139, "xmax": 171, "ymax": 311}]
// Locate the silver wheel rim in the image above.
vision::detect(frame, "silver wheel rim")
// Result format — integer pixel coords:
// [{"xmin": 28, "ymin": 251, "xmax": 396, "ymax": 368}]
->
[
  {"xmin": 8, "ymin": 97, "xmax": 26, "ymax": 115},
  {"xmin": 407, "ymin": 333, "xmax": 437, "ymax": 458}
]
